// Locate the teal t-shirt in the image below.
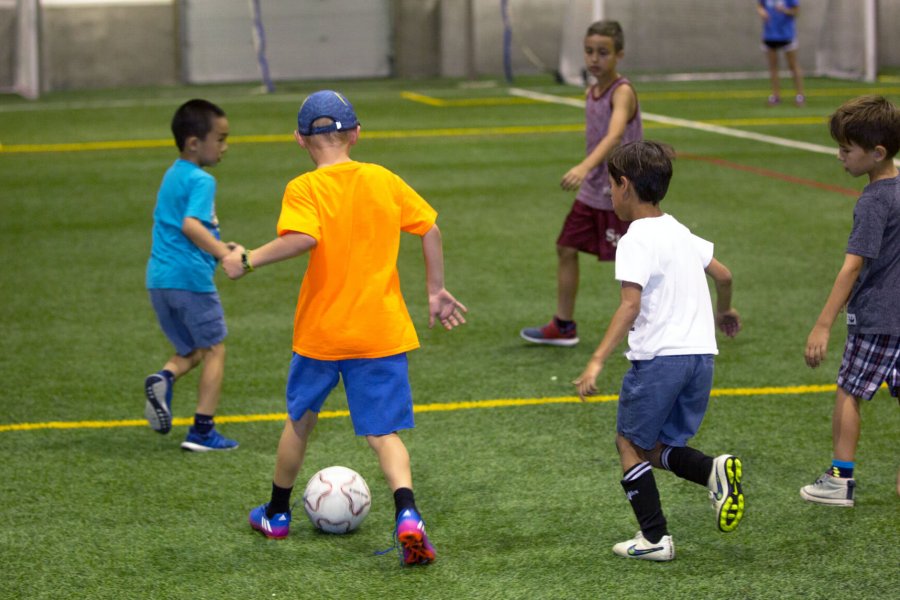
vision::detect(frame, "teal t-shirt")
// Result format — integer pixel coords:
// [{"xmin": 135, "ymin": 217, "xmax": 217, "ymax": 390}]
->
[{"xmin": 146, "ymin": 159, "xmax": 220, "ymax": 292}]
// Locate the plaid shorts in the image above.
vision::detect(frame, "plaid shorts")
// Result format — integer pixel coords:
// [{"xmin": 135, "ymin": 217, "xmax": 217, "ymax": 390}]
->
[{"xmin": 836, "ymin": 333, "xmax": 900, "ymax": 400}]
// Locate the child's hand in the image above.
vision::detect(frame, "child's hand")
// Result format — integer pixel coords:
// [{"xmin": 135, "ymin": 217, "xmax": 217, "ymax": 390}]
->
[
  {"xmin": 428, "ymin": 289, "xmax": 467, "ymax": 330},
  {"xmin": 221, "ymin": 247, "xmax": 246, "ymax": 280},
  {"xmin": 805, "ymin": 325, "xmax": 830, "ymax": 368},
  {"xmin": 716, "ymin": 309, "xmax": 741, "ymax": 338},
  {"xmin": 561, "ymin": 163, "xmax": 590, "ymax": 191},
  {"xmin": 573, "ymin": 360, "xmax": 603, "ymax": 400}
]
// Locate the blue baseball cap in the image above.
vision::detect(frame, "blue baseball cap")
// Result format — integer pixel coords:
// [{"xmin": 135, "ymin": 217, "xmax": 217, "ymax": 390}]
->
[{"xmin": 297, "ymin": 90, "xmax": 359, "ymax": 136}]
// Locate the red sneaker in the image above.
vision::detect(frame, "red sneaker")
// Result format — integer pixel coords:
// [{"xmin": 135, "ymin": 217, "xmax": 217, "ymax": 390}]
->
[{"xmin": 520, "ymin": 319, "xmax": 579, "ymax": 347}]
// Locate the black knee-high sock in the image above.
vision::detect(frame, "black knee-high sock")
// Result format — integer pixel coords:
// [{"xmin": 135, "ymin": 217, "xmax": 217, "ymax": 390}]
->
[
  {"xmin": 621, "ymin": 462, "xmax": 668, "ymax": 543},
  {"xmin": 267, "ymin": 483, "xmax": 293, "ymax": 518},
  {"xmin": 660, "ymin": 446, "xmax": 714, "ymax": 486},
  {"xmin": 393, "ymin": 487, "xmax": 417, "ymax": 519}
]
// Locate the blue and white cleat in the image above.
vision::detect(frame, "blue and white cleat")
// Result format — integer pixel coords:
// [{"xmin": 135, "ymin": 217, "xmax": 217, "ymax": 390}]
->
[
  {"xmin": 249, "ymin": 504, "xmax": 291, "ymax": 539},
  {"xmin": 144, "ymin": 372, "xmax": 172, "ymax": 434},
  {"xmin": 180, "ymin": 428, "xmax": 238, "ymax": 452}
]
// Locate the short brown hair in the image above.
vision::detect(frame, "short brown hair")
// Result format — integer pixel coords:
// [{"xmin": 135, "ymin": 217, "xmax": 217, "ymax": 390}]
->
[
  {"xmin": 608, "ymin": 141, "xmax": 675, "ymax": 205},
  {"xmin": 829, "ymin": 95, "xmax": 900, "ymax": 158},
  {"xmin": 586, "ymin": 21, "xmax": 624, "ymax": 52}
]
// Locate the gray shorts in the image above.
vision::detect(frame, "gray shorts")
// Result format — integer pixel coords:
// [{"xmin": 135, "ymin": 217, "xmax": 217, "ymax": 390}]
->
[{"xmin": 149, "ymin": 289, "xmax": 226, "ymax": 356}]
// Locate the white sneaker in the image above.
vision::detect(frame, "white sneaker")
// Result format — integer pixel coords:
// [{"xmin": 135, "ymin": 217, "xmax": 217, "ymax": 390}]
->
[
  {"xmin": 612, "ymin": 531, "xmax": 674, "ymax": 562},
  {"xmin": 708, "ymin": 454, "xmax": 745, "ymax": 532},
  {"xmin": 800, "ymin": 472, "xmax": 855, "ymax": 507}
]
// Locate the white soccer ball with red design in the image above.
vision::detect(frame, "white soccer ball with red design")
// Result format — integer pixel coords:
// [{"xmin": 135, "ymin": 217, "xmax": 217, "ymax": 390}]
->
[{"xmin": 302, "ymin": 466, "xmax": 371, "ymax": 533}]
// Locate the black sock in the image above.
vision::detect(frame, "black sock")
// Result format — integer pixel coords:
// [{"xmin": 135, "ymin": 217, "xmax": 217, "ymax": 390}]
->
[
  {"xmin": 554, "ymin": 316, "xmax": 575, "ymax": 330},
  {"xmin": 660, "ymin": 445, "xmax": 714, "ymax": 487},
  {"xmin": 193, "ymin": 413, "xmax": 214, "ymax": 435},
  {"xmin": 621, "ymin": 462, "xmax": 668, "ymax": 543},
  {"xmin": 267, "ymin": 483, "xmax": 293, "ymax": 518},
  {"xmin": 393, "ymin": 487, "xmax": 417, "ymax": 519}
]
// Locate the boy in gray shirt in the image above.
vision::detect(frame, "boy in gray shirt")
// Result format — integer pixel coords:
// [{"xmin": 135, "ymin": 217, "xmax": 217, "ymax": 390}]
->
[{"xmin": 802, "ymin": 95, "xmax": 900, "ymax": 506}]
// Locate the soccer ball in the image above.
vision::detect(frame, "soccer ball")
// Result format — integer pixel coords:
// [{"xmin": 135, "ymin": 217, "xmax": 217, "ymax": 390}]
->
[{"xmin": 302, "ymin": 466, "xmax": 371, "ymax": 533}]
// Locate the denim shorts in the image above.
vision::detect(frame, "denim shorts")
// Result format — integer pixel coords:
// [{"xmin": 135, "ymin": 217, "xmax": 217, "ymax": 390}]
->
[
  {"xmin": 286, "ymin": 352, "xmax": 414, "ymax": 436},
  {"xmin": 617, "ymin": 354, "xmax": 715, "ymax": 450},
  {"xmin": 149, "ymin": 289, "xmax": 226, "ymax": 356}
]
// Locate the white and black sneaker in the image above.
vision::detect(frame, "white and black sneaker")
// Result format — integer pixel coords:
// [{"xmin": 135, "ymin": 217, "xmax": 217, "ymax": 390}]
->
[{"xmin": 612, "ymin": 531, "xmax": 674, "ymax": 562}]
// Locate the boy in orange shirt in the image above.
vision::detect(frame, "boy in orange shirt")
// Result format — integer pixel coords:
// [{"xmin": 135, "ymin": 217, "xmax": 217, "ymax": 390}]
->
[{"xmin": 222, "ymin": 90, "xmax": 466, "ymax": 565}]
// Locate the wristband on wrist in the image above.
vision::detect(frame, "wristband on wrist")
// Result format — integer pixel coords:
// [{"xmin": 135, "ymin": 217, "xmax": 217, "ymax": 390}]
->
[{"xmin": 241, "ymin": 249, "xmax": 254, "ymax": 272}]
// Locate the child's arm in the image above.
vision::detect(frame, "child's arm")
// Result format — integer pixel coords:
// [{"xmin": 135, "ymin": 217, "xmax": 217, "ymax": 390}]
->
[
  {"xmin": 561, "ymin": 84, "xmax": 638, "ymax": 191},
  {"xmin": 705, "ymin": 258, "xmax": 741, "ymax": 338},
  {"xmin": 221, "ymin": 232, "xmax": 317, "ymax": 279},
  {"xmin": 805, "ymin": 253, "xmax": 863, "ymax": 368},
  {"xmin": 422, "ymin": 224, "xmax": 467, "ymax": 330},
  {"xmin": 573, "ymin": 282, "xmax": 642, "ymax": 399},
  {"xmin": 182, "ymin": 217, "xmax": 239, "ymax": 261},
  {"xmin": 756, "ymin": 3, "xmax": 769, "ymax": 20}
]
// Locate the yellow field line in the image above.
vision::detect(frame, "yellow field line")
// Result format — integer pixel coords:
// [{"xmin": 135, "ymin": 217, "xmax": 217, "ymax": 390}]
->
[{"xmin": 0, "ymin": 383, "xmax": 839, "ymax": 433}]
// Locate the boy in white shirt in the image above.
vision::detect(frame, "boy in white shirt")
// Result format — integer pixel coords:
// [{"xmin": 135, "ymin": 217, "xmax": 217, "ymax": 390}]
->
[{"xmin": 574, "ymin": 140, "xmax": 743, "ymax": 561}]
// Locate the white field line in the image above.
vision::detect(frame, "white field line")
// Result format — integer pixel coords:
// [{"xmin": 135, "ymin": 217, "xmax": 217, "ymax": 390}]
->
[{"xmin": 507, "ymin": 86, "xmax": 900, "ymax": 168}]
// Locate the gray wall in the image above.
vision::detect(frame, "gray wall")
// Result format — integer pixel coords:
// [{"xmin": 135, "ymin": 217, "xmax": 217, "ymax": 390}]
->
[
  {"xmin": 3, "ymin": 0, "xmax": 900, "ymax": 94},
  {"xmin": 41, "ymin": 4, "xmax": 177, "ymax": 91}
]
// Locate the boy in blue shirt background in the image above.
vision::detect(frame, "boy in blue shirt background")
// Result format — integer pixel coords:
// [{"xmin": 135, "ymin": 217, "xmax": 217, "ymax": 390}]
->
[{"xmin": 145, "ymin": 99, "xmax": 241, "ymax": 451}]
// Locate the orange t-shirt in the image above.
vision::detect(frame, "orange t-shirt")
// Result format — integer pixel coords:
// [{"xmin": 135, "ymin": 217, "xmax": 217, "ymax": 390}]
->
[{"xmin": 276, "ymin": 161, "xmax": 437, "ymax": 360}]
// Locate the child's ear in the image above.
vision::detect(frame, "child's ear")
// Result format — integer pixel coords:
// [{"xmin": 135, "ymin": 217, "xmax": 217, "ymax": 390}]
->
[
  {"xmin": 872, "ymin": 145, "xmax": 887, "ymax": 162},
  {"xmin": 294, "ymin": 130, "xmax": 307, "ymax": 148},
  {"xmin": 184, "ymin": 135, "xmax": 200, "ymax": 153}
]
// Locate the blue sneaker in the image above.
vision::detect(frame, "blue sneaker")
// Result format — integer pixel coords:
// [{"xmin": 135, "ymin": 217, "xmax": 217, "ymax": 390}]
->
[
  {"xmin": 396, "ymin": 508, "xmax": 435, "ymax": 565},
  {"xmin": 180, "ymin": 428, "xmax": 238, "ymax": 452},
  {"xmin": 144, "ymin": 372, "xmax": 172, "ymax": 434},
  {"xmin": 249, "ymin": 503, "xmax": 291, "ymax": 539}
]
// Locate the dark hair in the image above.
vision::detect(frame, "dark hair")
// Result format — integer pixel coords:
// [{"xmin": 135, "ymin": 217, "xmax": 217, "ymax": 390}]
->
[
  {"xmin": 171, "ymin": 99, "xmax": 226, "ymax": 152},
  {"xmin": 608, "ymin": 141, "xmax": 675, "ymax": 205},
  {"xmin": 829, "ymin": 95, "xmax": 900, "ymax": 158},
  {"xmin": 586, "ymin": 21, "xmax": 624, "ymax": 52}
]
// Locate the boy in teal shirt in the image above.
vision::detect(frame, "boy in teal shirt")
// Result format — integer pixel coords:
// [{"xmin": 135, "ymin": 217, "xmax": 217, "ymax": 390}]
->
[{"xmin": 145, "ymin": 99, "xmax": 241, "ymax": 451}]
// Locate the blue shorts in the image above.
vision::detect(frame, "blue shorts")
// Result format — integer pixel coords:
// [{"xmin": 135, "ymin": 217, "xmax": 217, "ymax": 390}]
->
[
  {"xmin": 286, "ymin": 353, "xmax": 414, "ymax": 436},
  {"xmin": 149, "ymin": 289, "xmax": 226, "ymax": 356},
  {"xmin": 617, "ymin": 354, "xmax": 715, "ymax": 451}
]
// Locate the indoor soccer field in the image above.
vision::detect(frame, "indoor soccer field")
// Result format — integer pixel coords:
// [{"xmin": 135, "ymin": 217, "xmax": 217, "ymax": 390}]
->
[{"xmin": 1, "ymin": 74, "xmax": 898, "ymax": 599}]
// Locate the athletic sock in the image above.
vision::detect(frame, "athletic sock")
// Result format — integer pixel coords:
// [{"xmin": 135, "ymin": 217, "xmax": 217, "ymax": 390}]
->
[
  {"xmin": 554, "ymin": 316, "xmax": 575, "ymax": 331},
  {"xmin": 660, "ymin": 445, "xmax": 714, "ymax": 487},
  {"xmin": 830, "ymin": 460, "xmax": 854, "ymax": 479},
  {"xmin": 393, "ymin": 487, "xmax": 418, "ymax": 520},
  {"xmin": 621, "ymin": 462, "xmax": 668, "ymax": 544},
  {"xmin": 193, "ymin": 413, "xmax": 214, "ymax": 435},
  {"xmin": 160, "ymin": 369, "xmax": 175, "ymax": 385},
  {"xmin": 267, "ymin": 483, "xmax": 293, "ymax": 518}
]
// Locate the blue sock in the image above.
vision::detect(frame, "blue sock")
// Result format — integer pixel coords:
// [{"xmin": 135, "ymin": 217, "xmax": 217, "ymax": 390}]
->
[
  {"xmin": 831, "ymin": 460, "xmax": 854, "ymax": 479},
  {"xmin": 193, "ymin": 413, "xmax": 214, "ymax": 435},
  {"xmin": 160, "ymin": 369, "xmax": 175, "ymax": 385}
]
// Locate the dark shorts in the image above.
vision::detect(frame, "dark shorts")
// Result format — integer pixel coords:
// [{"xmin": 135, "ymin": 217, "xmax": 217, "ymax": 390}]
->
[
  {"xmin": 617, "ymin": 354, "xmax": 715, "ymax": 450},
  {"xmin": 837, "ymin": 333, "xmax": 900, "ymax": 400},
  {"xmin": 557, "ymin": 200, "xmax": 629, "ymax": 261},
  {"xmin": 149, "ymin": 289, "xmax": 226, "ymax": 356},
  {"xmin": 762, "ymin": 39, "xmax": 798, "ymax": 52},
  {"xmin": 286, "ymin": 352, "xmax": 414, "ymax": 436}
]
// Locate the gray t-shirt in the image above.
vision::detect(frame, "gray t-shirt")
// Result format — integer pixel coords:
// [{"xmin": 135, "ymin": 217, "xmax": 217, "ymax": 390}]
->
[{"xmin": 846, "ymin": 174, "xmax": 900, "ymax": 335}]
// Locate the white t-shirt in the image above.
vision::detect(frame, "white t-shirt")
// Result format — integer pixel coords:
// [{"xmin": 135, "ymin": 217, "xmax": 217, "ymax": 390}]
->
[{"xmin": 615, "ymin": 214, "xmax": 718, "ymax": 360}]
